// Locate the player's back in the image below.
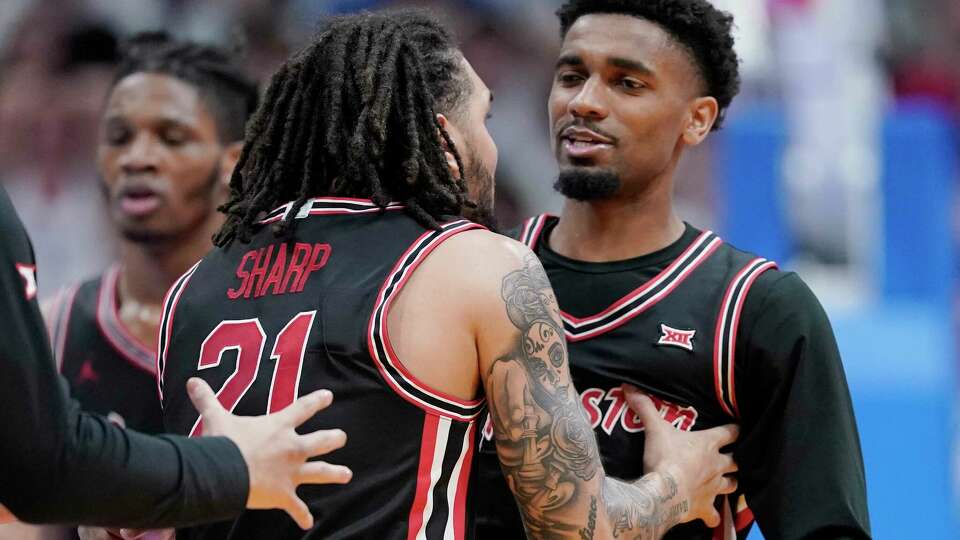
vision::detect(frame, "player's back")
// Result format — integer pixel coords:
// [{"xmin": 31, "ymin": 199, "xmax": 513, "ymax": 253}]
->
[{"xmin": 159, "ymin": 197, "xmax": 486, "ymax": 540}]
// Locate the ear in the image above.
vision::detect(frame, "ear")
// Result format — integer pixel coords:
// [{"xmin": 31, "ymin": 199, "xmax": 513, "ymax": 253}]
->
[
  {"xmin": 682, "ymin": 96, "xmax": 719, "ymax": 146},
  {"xmin": 436, "ymin": 113, "xmax": 461, "ymax": 180},
  {"xmin": 219, "ymin": 142, "xmax": 244, "ymax": 188}
]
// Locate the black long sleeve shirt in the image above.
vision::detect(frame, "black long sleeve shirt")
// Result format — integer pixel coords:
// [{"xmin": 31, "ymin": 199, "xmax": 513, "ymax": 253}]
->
[{"xmin": 0, "ymin": 186, "xmax": 248, "ymax": 527}]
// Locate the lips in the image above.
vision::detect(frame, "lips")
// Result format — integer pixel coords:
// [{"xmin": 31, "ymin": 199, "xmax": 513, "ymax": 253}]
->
[
  {"xmin": 117, "ymin": 185, "xmax": 163, "ymax": 218},
  {"xmin": 559, "ymin": 126, "xmax": 615, "ymax": 159}
]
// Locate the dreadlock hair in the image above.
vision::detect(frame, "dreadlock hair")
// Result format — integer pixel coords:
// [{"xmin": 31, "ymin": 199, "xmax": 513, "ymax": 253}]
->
[
  {"xmin": 213, "ymin": 9, "xmax": 474, "ymax": 248},
  {"xmin": 557, "ymin": 0, "xmax": 740, "ymax": 130},
  {"xmin": 113, "ymin": 31, "xmax": 259, "ymax": 142}
]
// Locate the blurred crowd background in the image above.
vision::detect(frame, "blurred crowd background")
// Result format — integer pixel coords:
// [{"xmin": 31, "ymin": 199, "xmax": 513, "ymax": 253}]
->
[{"xmin": 0, "ymin": 0, "xmax": 956, "ymax": 538}]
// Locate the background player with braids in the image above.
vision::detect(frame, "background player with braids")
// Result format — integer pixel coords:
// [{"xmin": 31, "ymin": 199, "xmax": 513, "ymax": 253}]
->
[
  {"xmin": 477, "ymin": 1, "xmax": 871, "ymax": 538},
  {"xmin": 45, "ymin": 32, "xmax": 260, "ymax": 437},
  {"xmin": 159, "ymin": 9, "xmax": 737, "ymax": 539}
]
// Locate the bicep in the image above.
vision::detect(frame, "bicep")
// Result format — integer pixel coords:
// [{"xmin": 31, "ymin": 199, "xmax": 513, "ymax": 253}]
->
[{"xmin": 734, "ymin": 275, "xmax": 869, "ymax": 538}]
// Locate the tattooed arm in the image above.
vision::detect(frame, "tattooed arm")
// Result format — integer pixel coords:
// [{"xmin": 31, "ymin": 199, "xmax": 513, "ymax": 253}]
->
[{"xmin": 477, "ymin": 247, "xmax": 736, "ymax": 540}]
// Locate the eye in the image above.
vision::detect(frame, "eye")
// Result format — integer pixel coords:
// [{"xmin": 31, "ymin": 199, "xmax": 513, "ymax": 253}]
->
[
  {"xmin": 556, "ymin": 71, "xmax": 585, "ymax": 87},
  {"xmin": 161, "ymin": 127, "xmax": 188, "ymax": 146},
  {"xmin": 104, "ymin": 124, "xmax": 131, "ymax": 146},
  {"xmin": 618, "ymin": 77, "xmax": 646, "ymax": 91}
]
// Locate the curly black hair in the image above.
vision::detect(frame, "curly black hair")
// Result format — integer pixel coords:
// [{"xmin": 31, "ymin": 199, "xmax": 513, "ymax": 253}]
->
[
  {"xmin": 557, "ymin": 0, "xmax": 740, "ymax": 130},
  {"xmin": 212, "ymin": 9, "xmax": 474, "ymax": 247},
  {"xmin": 113, "ymin": 31, "xmax": 259, "ymax": 142}
]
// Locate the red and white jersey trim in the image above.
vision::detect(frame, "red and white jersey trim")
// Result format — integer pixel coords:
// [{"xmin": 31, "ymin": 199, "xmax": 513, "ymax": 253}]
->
[
  {"xmin": 517, "ymin": 215, "xmax": 722, "ymax": 342},
  {"xmin": 260, "ymin": 197, "xmax": 405, "ymax": 225},
  {"xmin": 713, "ymin": 258, "xmax": 777, "ymax": 417},
  {"xmin": 156, "ymin": 261, "xmax": 201, "ymax": 402},
  {"xmin": 368, "ymin": 220, "xmax": 487, "ymax": 422},
  {"xmin": 96, "ymin": 265, "xmax": 158, "ymax": 376},
  {"xmin": 406, "ymin": 415, "xmax": 475, "ymax": 540},
  {"xmin": 45, "ymin": 283, "xmax": 80, "ymax": 371}
]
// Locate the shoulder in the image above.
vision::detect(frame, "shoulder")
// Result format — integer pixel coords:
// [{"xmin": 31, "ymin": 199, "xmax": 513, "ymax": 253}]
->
[
  {"xmin": 416, "ymin": 228, "xmax": 539, "ymax": 303},
  {"xmin": 742, "ymin": 270, "xmax": 827, "ymax": 328}
]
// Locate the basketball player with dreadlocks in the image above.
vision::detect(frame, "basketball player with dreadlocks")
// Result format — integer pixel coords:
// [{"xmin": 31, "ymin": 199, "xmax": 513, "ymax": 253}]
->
[
  {"xmin": 159, "ymin": 9, "xmax": 739, "ymax": 540},
  {"xmin": 476, "ymin": 1, "xmax": 871, "ymax": 539}
]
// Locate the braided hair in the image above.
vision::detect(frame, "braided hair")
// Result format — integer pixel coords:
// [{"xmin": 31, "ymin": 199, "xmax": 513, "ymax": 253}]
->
[
  {"xmin": 214, "ymin": 9, "xmax": 474, "ymax": 247},
  {"xmin": 113, "ymin": 31, "xmax": 260, "ymax": 142}
]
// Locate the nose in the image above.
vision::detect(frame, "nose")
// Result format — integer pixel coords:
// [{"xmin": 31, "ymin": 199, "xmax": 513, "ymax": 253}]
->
[
  {"xmin": 568, "ymin": 76, "xmax": 608, "ymax": 121},
  {"xmin": 118, "ymin": 133, "xmax": 159, "ymax": 175}
]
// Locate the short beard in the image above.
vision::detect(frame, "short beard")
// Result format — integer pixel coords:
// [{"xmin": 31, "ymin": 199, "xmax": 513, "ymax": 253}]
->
[
  {"xmin": 461, "ymin": 148, "xmax": 499, "ymax": 232},
  {"xmin": 553, "ymin": 167, "xmax": 621, "ymax": 201},
  {"xmin": 113, "ymin": 163, "xmax": 221, "ymax": 246}
]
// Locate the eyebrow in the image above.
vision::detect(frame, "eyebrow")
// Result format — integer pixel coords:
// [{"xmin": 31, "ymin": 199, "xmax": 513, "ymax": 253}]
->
[
  {"xmin": 555, "ymin": 54, "xmax": 583, "ymax": 69},
  {"xmin": 608, "ymin": 57, "xmax": 654, "ymax": 76}
]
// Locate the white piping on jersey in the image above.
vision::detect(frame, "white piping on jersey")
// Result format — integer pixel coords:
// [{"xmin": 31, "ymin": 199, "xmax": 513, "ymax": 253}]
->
[
  {"xmin": 713, "ymin": 258, "xmax": 777, "ymax": 417},
  {"xmin": 414, "ymin": 416, "xmax": 452, "ymax": 540}
]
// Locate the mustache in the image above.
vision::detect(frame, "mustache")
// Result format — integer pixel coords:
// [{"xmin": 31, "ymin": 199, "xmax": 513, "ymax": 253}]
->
[{"xmin": 555, "ymin": 119, "xmax": 618, "ymax": 144}]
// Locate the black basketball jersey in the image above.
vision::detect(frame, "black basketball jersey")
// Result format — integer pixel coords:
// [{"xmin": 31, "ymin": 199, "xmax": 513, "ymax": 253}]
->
[
  {"xmin": 159, "ymin": 198, "xmax": 486, "ymax": 540},
  {"xmin": 478, "ymin": 215, "xmax": 775, "ymax": 540},
  {"xmin": 45, "ymin": 265, "xmax": 165, "ymax": 434}
]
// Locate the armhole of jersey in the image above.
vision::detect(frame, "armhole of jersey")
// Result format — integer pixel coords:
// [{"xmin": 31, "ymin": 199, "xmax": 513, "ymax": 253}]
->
[
  {"xmin": 156, "ymin": 261, "xmax": 201, "ymax": 404},
  {"xmin": 46, "ymin": 284, "xmax": 80, "ymax": 372},
  {"xmin": 367, "ymin": 219, "xmax": 487, "ymax": 422},
  {"xmin": 713, "ymin": 258, "xmax": 778, "ymax": 418},
  {"xmin": 517, "ymin": 214, "xmax": 552, "ymax": 250}
]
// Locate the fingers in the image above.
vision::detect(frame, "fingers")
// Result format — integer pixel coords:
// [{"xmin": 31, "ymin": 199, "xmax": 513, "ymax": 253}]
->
[
  {"xmin": 186, "ymin": 378, "xmax": 226, "ymax": 422},
  {"xmin": 705, "ymin": 423, "xmax": 740, "ymax": 447},
  {"xmin": 702, "ymin": 508, "xmax": 721, "ymax": 529},
  {"xmin": 299, "ymin": 428, "xmax": 348, "ymax": 457},
  {"xmin": 277, "ymin": 390, "xmax": 333, "ymax": 427},
  {"xmin": 298, "ymin": 461, "xmax": 353, "ymax": 485},
  {"xmin": 719, "ymin": 475, "xmax": 738, "ymax": 495},
  {"xmin": 622, "ymin": 384, "xmax": 664, "ymax": 433},
  {"xmin": 282, "ymin": 495, "xmax": 315, "ymax": 530},
  {"xmin": 721, "ymin": 454, "xmax": 738, "ymax": 475},
  {"xmin": 0, "ymin": 504, "xmax": 16, "ymax": 525}
]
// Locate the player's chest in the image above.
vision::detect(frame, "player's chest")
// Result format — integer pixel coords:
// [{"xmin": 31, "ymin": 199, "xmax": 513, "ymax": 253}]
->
[{"xmin": 562, "ymin": 280, "xmax": 739, "ymax": 431}]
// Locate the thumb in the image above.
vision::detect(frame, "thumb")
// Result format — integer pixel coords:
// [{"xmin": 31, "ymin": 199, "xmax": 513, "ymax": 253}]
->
[
  {"xmin": 187, "ymin": 377, "xmax": 225, "ymax": 422},
  {"xmin": 622, "ymin": 384, "xmax": 664, "ymax": 433}
]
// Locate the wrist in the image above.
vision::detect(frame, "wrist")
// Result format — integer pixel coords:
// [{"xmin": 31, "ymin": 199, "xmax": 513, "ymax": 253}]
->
[{"xmin": 646, "ymin": 470, "xmax": 689, "ymax": 526}]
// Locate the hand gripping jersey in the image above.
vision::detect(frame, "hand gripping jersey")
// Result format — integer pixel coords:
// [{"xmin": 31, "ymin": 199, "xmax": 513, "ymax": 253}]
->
[
  {"xmin": 159, "ymin": 198, "xmax": 486, "ymax": 540},
  {"xmin": 478, "ymin": 216, "xmax": 773, "ymax": 540},
  {"xmin": 45, "ymin": 265, "xmax": 164, "ymax": 433}
]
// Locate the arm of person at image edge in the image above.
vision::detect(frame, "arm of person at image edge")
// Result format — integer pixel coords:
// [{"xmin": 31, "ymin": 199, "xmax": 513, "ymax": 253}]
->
[
  {"xmin": 455, "ymin": 230, "xmax": 742, "ymax": 539},
  {"xmin": 0, "ymin": 188, "xmax": 351, "ymax": 529},
  {"xmin": 734, "ymin": 270, "xmax": 871, "ymax": 539}
]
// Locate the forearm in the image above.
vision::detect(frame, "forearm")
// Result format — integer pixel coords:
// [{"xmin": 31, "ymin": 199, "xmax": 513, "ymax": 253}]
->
[
  {"xmin": 5, "ymin": 404, "xmax": 249, "ymax": 527},
  {"xmin": 600, "ymin": 473, "xmax": 686, "ymax": 540}
]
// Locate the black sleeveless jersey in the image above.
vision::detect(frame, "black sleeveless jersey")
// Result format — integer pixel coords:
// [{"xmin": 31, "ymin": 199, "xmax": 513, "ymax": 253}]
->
[
  {"xmin": 45, "ymin": 265, "xmax": 165, "ymax": 434},
  {"xmin": 159, "ymin": 198, "xmax": 487, "ymax": 540},
  {"xmin": 479, "ymin": 216, "xmax": 773, "ymax": 540}
]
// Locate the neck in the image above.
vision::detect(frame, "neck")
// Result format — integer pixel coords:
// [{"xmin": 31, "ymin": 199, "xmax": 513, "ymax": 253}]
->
[
  {"xmin": 118, "ymin": 225, "xmax": 214, "ymax": 307},
  {"xmin": 550, "ymin": 170, "xmax": 685, "ymax": 263}
]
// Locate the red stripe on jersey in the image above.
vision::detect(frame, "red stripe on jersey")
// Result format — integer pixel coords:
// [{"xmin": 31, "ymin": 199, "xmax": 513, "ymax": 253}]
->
[
  {"xmin": 96, "ymin": 266, "xmax": 157, "ymax": 376},
  {"xmin": 157, "ymin": 263, "xmax": 200, "ymax": 402},
  {"xmin": 735, "ymin": 506, "xmax": 754, "ymax": 531},
  {"xmin": 713, "ymin": 260, "xmax": 758, "ymax": 417},
  {"xmin": 407, "ymin": 414, "xmax": 441, "ymax": 540},
  {"xmin": 727, "ymin": 261, "xmax": 777, "ymax": 415},
  {"xmin": 453, "ymin": 425, "xmax": 475, "ymax": 540},
  {"xmin": 563, "ymin": 230, "xmax": 714, "ymax": 326},
  {"xmin": 368, "ymin": 221, "xmax": 486, "ymax": 421},
  {"xmin": 51, "ymin": 284, "xmax": 80, "ymax": 372},
  {"xmin": 565, "ymin": 237, "xmax": 722, "ymax": 342},
  {"xmin": 525, "ymin": 215, "xmax": 550, "ymax": 251}
]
